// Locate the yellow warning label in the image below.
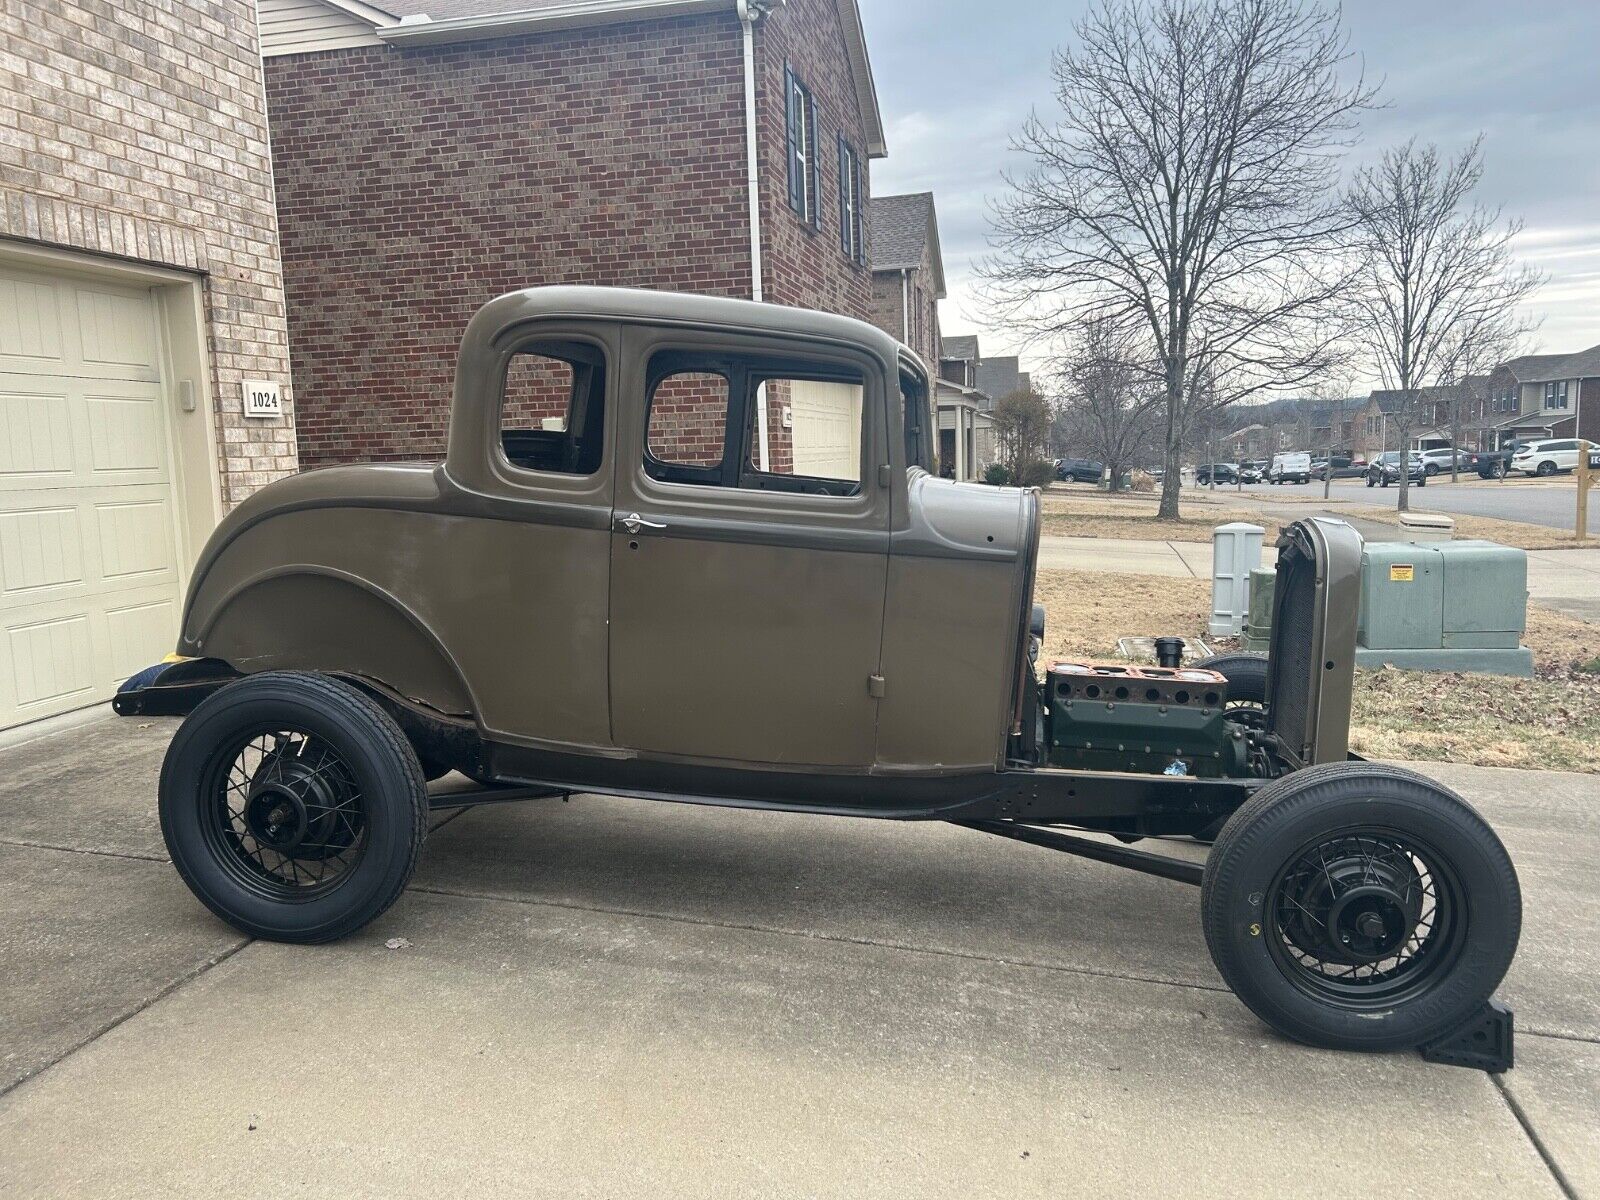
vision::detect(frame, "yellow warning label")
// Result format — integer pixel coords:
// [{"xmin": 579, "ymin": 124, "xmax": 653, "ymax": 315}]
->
[{"xmin": 1390, "ymin": 564, "xmax": 1414, "ymax": 582}]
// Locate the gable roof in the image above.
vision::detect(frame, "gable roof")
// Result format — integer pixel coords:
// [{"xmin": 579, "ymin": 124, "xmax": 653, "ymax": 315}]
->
[
  {"xmin": 867, "ymin": 193, "xmax": 946, "ymax": 297},
  {"xmin": 942, "ymin": 334, "xmax": 979, "ymax": 361},
  {"xmin": 300, "ymin": 0, "xmax": 885, "ymax": 157},
  {"xmin": 1499, "ymin": 353, "xmax": 1570, "ymax": 382},
  {"xmin": 975, "ymin": 355, "xmax": 1022, "ymax": 402}
]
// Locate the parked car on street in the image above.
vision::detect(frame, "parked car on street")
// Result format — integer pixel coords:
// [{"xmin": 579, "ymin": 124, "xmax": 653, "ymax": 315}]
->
[
  {"xmin": 1418, "ymin": 447, "xmax": 1481, "ymax": 477},
  {"xmin": 1310, "ymin": 455, "xmax": 1366, "ymax": 481},
  {"xmin": 1239, "ymin": 459, "xmax": 1267, "ymax": 483},
  {"xmin": 1195, "ymin": 462, "xmax": 1239, "ymax": 485},
  {"xmin": 113, "ymin": 286, "xmax": 1522, "ymax": 1068},
  {"xmin": 1268, "ymin": 451, "xmax": 1311, "ymax": 484},
  {"xmin": 1511, "ymin": 438, "xmax": 1598, "ymax": 477},
  {"xmin": 1367, "ymin": 451, "xmax": 1427, "ymax": 487},
  {"xmin": 1055, "ymin": 456, "xmax": 1106, "ymax": 484}
]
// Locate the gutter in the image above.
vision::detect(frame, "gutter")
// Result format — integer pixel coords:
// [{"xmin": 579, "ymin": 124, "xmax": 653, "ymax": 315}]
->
[
  {"xmin": 736, "ymin": 0, "xmax": 778, "ymax": 470},
  {"xmin": 378, "ymin": 0, "xmax": 732, "ymax": 46}
]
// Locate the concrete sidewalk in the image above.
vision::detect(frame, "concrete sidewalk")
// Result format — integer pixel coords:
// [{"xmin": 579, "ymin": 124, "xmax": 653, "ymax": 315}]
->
[
  {"xmin": 1040, "ymin": 534, "xmax": 1600, "ymax": 622},
  {"xmin": 1, "ymin": 716, "xmax": 1596, "ymax": 1197}
]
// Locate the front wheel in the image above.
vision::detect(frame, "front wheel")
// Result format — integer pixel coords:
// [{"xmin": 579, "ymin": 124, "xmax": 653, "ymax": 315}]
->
[
  {"xmin": 159, "ymin": 671, "xmax": 428, "ymax": 943},
  {"xmin": 1202, "ymin": 762, "xmax": 1520, "ymax": 1052},
  {"xmin": 1366, "ymin": 476, "xmax": 1375, "ymax": 488}
]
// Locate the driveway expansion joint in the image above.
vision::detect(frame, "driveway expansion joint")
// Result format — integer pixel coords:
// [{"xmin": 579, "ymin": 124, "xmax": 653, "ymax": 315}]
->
[
  {"xmin": 0, "ymin": 837, "xmax": 167, "ymax": 864},
  {"xmin": 1493, "ymin": 1074, "xmax": 1581, "ymax": 1200}
]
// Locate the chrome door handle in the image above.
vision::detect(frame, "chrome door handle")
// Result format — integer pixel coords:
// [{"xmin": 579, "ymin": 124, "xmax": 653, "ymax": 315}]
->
[{"xmin": 618, "ymin": 512, "xmax": 667, "ymax": 534}]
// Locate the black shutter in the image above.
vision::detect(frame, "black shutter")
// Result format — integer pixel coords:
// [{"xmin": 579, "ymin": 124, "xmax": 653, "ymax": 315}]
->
[
  {"xmin": 837, "ymin": 135, "xmax": 850, "ymax": 255},
  {"xmin": 784, "ymin": 63, "xmax": 802, "ymax": 215},
  {"xmin": 804, "ymin": 90, "xmax": 818, "ymax": 227}
]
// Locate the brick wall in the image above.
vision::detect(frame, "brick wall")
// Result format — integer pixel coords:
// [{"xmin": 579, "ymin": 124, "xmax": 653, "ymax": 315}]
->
[
  {"xmin": 267, "ymin": 15, "xmax": 762, "ymax": 465},
  {"xmin": 0, "ymin": 0, "xmax": 295, "ymax": 506},
  {"xmin": 753, "ymin": 0, "xmax": 872, "ymax": 319}
]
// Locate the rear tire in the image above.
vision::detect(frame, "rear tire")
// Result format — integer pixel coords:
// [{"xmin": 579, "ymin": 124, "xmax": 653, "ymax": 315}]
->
[
  {"xmin": 159, "ymin": 671, "xmax": 428, "ymax": 943},
  {"xmin": 1537, "ymin": 460, "xmax": 1557, "ymax": 477},
  {"xmin": 1202, "ymin": 762, "xmax": 1520, "ymax": 1052}
]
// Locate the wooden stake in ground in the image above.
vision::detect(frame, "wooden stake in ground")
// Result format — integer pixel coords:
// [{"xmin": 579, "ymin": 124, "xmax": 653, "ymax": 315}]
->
[{"xmin": 1580, "ymin": 443, "xmax": 1596, "ymax": 542}]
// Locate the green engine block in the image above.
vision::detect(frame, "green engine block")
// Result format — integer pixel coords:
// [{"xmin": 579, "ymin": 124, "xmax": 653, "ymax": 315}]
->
[{"xmin": 1043, "ymin": 663, "xmax": 1251, "ymax": 778}]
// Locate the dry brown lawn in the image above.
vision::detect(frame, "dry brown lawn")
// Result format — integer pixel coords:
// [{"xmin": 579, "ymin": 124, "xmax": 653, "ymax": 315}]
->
[
  {"xmin": 1343, "ymin": 505, "xmax": 1599, "ymax": 550},
  {"xmin": 1039, "ymin": 492, "xmax": 1287, "ymax": 543},
  {"xmin": 1034, "ymin": 567, "xmax": 1600, "ymax": 774}
]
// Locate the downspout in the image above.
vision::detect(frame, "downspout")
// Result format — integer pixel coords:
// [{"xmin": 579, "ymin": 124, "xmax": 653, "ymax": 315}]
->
[
  {"xmin": 900, "ymin": 269, "xmax": 910, "ymax": 341},
  {"xmin": 738, "ymin": 0, "xmax": 772, "ymax": 470}
]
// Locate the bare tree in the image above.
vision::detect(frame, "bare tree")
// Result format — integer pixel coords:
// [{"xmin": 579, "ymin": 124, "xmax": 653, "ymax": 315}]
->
[
  {"xmin": 1436, "ymin": 306, "xmax": 1524, "ymax": 479},
  {"xmin": 1345, "ymin": 137, "xmax": 1540, "ymax": 508},
  {"xmin": 982, "ymin": 0, "xmax": 1374, "ymax": 519},
  {"xmin": 1057, "ymin": 314, "xmax": 1161, "ymax": 490}
]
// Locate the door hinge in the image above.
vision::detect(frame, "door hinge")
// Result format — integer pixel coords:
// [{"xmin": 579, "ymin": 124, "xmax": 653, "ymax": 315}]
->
[
  {"xmin": 867, "ymin": 673, "xmax": 886, "ymax": 699},
  {"xmin": 877, "ymin": 464, "xmax": 892, "ymax": 488}
]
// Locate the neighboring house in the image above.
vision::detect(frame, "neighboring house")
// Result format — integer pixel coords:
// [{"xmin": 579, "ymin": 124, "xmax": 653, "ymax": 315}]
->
[
  {"xmin": 865, "ymin": 192, "xmax": 952, "ymax": 470},
  {"xmin": 261, "ymin": 0, "xmax": 887, "ymax": 469},
  {"xmin": 1485, "ymin": 346, "xmax": 1600, "ymax": 447},
  {"xmin": 936, "ymin": 336, "xmax": 1028, "ymax": 475},
  {"xmin": 0, "ymin": 0, "xmax": 295, "ymax": 732}
]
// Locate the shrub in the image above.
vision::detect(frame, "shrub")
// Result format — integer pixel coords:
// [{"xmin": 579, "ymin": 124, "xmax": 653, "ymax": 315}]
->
[
  {"xmin": 982, "ymin": 464, "xmax": 1011, "ymax": 486},
  {"xmin": 1020, "ymin": 459, "xmax": 1057, "ymax": 489}
]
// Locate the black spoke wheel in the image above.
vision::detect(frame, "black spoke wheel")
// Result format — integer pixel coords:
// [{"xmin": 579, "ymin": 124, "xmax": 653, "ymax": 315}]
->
[
  {"xmin": 1265, "ymin": 828, "xmax": 1464, "ymax": 1007},
  {"xmin": 1203, "ymin": 762, "xmax": 1520, "ymax": 1052},
  {"xmin": 161, "ymin": 672, "xmax": 428, "ymax": 943},
  {"xmin": 202, "ymin": 729, "xmax": 370, "ymax": 898}
]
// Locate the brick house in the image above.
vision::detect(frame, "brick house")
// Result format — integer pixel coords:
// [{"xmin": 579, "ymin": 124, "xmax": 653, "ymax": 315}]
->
[
  {"xmin": 0, "ymin": 0, "xmax": 295, "ymax": 732},
  {"xmin": 1483, "ymin": 345, "xmax": 1600, "ymax": 447},
  {"xmin": 938, "ymin": 336, "xmax": 1030, "ymax": 475},
  {"xmin": 260, "ymin": 0, "xmax": 887, "ymax": 467},
  {"xmin": 865, "ymin": 192, "xmax": 956, "ymax": 471}
]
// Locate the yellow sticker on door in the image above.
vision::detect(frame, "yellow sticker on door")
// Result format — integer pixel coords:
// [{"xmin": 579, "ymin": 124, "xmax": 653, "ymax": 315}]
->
[{"xmin": 1390, "ymin": 564, "xmax": 1414, "ymax": 582}]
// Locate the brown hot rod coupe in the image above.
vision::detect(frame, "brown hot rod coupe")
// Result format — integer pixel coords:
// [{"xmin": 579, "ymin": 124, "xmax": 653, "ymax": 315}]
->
[{"xmin": 117, "ymin": 288, "xmax": 1520, "ymax": 1070}]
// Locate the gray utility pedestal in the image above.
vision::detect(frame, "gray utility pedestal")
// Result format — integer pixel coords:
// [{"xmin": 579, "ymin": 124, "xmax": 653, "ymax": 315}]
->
[{"xmin": 1355, "ymin": 541, "xmax": 1533, "ymax": 676}]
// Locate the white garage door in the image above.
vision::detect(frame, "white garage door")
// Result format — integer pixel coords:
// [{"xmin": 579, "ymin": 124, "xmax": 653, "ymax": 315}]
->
[
  {"xmin": 0, "ymin": 266, "xmax": 184, "ymax": 730},
  {"xmin": 788, "ymin": 379, "xmax": 863, "ymax": 480}
]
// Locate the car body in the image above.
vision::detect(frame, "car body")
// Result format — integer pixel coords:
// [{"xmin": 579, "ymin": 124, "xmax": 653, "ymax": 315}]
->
[
  {"xmin": 112, "ymin": 288, "xmax": 1522, "ymax": 1063},
  {"xmin": 1238, "ymin": 459, "xmax": 1267, "ymax": 483},
  {"xmin": 1418, "ymin": 447, "xmax": 1481, "ymax": 476},
  {"xmin": 1268, "ymin": 452, "xmax": 1311, "ymax": 484},
  {"xmin": 1511, "ymin": 438, "xmax": 1597, "ymax": 477},
  {"xmin": 1309, "ymin": 455, "xmax": 1364, "ymax": 480},
  {"xmin": 1366, "ymin": 450, "xmax": 1427, "ymax": 487},
  {"xmin": 1056, "ymin": 456, "xmax": 1106, "ymax": 484},
  {"xmin": 1195, "ymin": 462, "xmax": 1239, "ymax": 485}
]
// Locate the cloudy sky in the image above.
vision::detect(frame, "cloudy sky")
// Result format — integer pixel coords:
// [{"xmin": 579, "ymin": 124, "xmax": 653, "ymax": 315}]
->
[{"xmin": 860, "ymin": 0, "xmax": 1600, "ymax": 383}]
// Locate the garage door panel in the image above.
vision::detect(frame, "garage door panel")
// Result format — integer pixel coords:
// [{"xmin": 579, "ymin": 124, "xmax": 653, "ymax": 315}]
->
[
  {"xmin": 0, "ymin": 274, "xmax": 64, "ymax": 365},
  {"xmin": 75, "ymin": 289, "xmax": 159, "ymax": 376},
  {"xmin": 0, "ymin": 389, "xmax": 74, "ymax": 476},
  {"xmin": 0, "ymin": 507, "xmax": 84, "ymax": 596},
  {"xmin": 94, "ymin": 498, "xmax": 177, "ymax": 582},
  {"xmin": 6, "ymin": 614, "xmax": 97, "ymax": 711},
  {"xmin": 86, "ymin": 393, "xmax": 166, "ymax": 475}
]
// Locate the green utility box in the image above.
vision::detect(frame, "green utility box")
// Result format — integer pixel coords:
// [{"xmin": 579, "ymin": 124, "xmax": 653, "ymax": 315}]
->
[
  {"xmin": 1356, "ymin": 541, "xmax": 1532, "ymax": 676},
  {"xmin": 1241, "ymin": 567, "xmax": 1275, "ymax": 652}
]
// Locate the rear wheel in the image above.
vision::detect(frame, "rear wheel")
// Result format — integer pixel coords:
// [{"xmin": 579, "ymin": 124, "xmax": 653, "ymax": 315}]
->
[
  {"xmin": 159, "ymin": 671, "xmax": 428, "ymax": 943},
  {"xmin": 1202, "ymin": 762, "xmax": 1520, "ymax": 1052},
  {"xmin": 1536, "ymin": 460, "xmax": 1557, "ymax": 477}
]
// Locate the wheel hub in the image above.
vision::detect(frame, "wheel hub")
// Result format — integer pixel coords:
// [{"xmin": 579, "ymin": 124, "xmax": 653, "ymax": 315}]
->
[
  {"xmin": 1277, "ymin": 842, "xmax": 1424, "ymax": 968},
  {"xmin": 244, "ymin": 754, "xmax": 346, "ymax": 858}
]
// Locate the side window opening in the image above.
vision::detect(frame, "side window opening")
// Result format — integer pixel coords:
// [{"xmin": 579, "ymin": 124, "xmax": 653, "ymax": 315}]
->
[
  {"xmin": 643, "ymin": 351, "xmax": 865, "ymax": 497},
  {"xmin": 499, "ymin": 340, "xmax": 606, "ymax": 476}
]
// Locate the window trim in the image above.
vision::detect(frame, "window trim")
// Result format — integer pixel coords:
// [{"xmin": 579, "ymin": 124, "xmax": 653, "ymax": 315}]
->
[
  {"xmin": 784, "ymin": 62, "xmax": 817, "ymax": 227},
  {"xmin": 837, "ymin": 135, "xmax": 863, "ymax": 263},
  {"xmin": 493, "ymin": 336, "xmax": 608, "ymax": 481}
]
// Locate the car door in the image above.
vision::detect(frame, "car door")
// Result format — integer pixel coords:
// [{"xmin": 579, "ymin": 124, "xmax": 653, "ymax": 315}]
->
[{"xmin": 606, "ymin": 324, "xmax": 891, "ymax": 768}]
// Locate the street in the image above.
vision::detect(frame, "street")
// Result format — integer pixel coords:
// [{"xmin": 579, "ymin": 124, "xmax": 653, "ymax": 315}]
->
[{"xmin": 1199, "ymin": 477, "xmax": 1599, "ymax": 532}]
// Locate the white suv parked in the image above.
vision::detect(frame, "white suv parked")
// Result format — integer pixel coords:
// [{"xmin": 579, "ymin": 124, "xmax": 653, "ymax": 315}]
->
[{"xmin": 1511, "ymin": 438, "xmax": 1598, "ymax": 476}]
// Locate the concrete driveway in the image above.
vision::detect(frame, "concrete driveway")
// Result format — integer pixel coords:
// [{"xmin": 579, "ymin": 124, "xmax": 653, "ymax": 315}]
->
[{"xmin": 0, "ymin": 716, "xmax": 1595, "ymax": 1198}]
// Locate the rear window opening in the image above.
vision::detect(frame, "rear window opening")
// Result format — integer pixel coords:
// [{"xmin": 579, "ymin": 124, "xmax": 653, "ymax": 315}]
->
[{"xmin": 499, "ymin": 340, "xmax": 606, "ymax": 476}]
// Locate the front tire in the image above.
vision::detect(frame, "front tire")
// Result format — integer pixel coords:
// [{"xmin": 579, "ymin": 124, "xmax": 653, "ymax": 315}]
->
[
  {"xmin": 1202, "ymin": 762, "xmax": 1520, "ymax": 1052},
  {"xmin": 159, "ymin": 671, "xmax": 428, "ymax": 943}
]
